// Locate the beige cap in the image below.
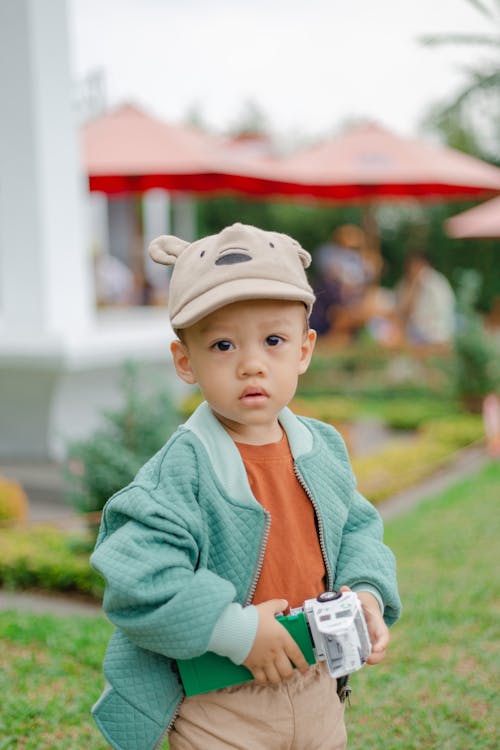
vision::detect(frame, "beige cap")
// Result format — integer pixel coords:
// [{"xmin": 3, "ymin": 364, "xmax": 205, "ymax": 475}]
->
[{"xmin": 149, "ymin": 223, "xmax": 315, "ymax": 328}]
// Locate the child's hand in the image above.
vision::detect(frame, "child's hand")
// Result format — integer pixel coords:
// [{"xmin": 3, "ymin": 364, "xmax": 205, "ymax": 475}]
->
[
  {"xmin": 243, "ymin": 598, "xmax": 309, "ymax": 685},
  {"xmin": 340, "ymin": 586, "xmax": 390, "ymax": 665}
]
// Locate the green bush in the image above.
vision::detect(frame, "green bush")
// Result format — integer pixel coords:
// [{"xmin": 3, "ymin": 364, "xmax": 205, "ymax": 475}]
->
[
  {"xmin": 64, "ymin": 363, "xmax": 180, "ymax": 515},
  {"xmin": 298, "ymin": 345, "xmax": 452, "ymax": 399},
  {"xmin": 353, "ymin": 414, "xmax": 484, "ymax": 503},
  {"xmin": 0, "ymin": 526, "xmax": 103, "ymax": 599},
  {"xmin": 292, "ymin": 392, "xmax": 460, "ymax": 431},
  {"xmin": 421, "ymin": 414, "xmax": 486, "ymax": 449},
  {"xmin": 378, "ymin": 398, "xmax": 459, "ymax": 430},
  {"xmin": 452, "ymin": 270, "xmax": 500, "ymax": 408},
  {"xmin": 290, "ymin": 395, "xmax": 360, "ymax": 424}
]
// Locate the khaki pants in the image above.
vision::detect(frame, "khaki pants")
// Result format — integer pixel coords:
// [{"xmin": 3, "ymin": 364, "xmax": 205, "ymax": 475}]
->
[{"xmin": 169, "ymin": 663, "xmax": 347, "ymax": 750}]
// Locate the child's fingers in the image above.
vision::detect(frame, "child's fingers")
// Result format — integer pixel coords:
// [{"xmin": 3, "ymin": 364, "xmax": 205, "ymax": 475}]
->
[
  {"xmin": 263, "ymin": 663, "xmax": 283, "ymax": 685},
  {"xmin": 274, "ymin": 651, "xmax": 295, "ymax": 681},
  {"xmin": 373, "ymin": 626, "xmax": 390, "ymax": 652},
  {"xmin": 284, "ymin": 636, "xmax": 309, "ymax": 674},
  {"xmin": 367, "ymin": 647, "xmax": 387, "ymax": 665},
  {"xmin": 366, "ymin": 621, "xmax": 390, "ymax": 664},
  {"xmin": 269, "ymin": 598, "xmax": 289, "ymax": 616},
  {"xmin": 251, "ymin": 666, "xmax": 268, "ymax": 685}
]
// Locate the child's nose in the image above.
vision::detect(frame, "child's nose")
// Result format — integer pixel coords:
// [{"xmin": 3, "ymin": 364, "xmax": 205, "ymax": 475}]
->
[{"xmin": 237, "ymin": 349, "xmax": 266, "ymax": 377}]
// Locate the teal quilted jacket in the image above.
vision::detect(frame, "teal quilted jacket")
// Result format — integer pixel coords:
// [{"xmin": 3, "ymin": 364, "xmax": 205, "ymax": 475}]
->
[{"xmin": 90, "ymin": 402, "xmax": 401, "ymax": 750}]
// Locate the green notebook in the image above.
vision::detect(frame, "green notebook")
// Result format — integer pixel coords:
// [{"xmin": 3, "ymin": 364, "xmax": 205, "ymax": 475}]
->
[{"xmin": 177, "ymin": 611, "xmax": 315, "ymax": 696}]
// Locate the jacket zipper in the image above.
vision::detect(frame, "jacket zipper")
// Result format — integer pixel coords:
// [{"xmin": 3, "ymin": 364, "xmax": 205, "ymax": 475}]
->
[
  {"xmin": 293, "ymin": 463, "xmax": 333, "ymax": 591},
  {"xmin": 244, "ymin": 509, "xmax": 271, "ymax": 605},
  {"xmin": 154, "ymin": 697, "xmax": 182, "ymax": 750}
]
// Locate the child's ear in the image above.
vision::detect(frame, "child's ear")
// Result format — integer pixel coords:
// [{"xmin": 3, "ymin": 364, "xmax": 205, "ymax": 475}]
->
[
  {"xmin": 170, "ymin": 339, "xmax": 197, "ymax": 385},
  {"xmin": 298, "ymin": 328, "xmax": 317, "ymax": 375}
]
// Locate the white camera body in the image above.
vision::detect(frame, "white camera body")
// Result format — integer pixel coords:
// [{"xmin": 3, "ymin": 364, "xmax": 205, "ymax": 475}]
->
[{"xmin": 294, "ymin": 590, "xmax": 372, "ymax": 679}]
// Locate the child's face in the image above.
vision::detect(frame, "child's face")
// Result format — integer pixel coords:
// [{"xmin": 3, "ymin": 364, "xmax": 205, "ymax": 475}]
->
[{"xmin": 171, "ymin": 299, "xmax": 316, "ymax": 444}]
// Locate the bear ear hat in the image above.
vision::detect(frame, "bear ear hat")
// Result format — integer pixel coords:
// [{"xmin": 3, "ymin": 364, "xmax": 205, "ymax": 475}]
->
[
  {"xmin": 276, "ymin": 233, "xmax": 311, "ymax": 269},
  {"xmin": 297, "ymin": 246, "xmax": 312, "ymax": 270},
  {"xmin": 148, "ymin": 235, "xmax": 189, "ymax": 267}
]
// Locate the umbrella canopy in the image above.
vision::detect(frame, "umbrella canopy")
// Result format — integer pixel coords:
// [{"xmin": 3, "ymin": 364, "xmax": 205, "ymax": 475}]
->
[
  {"xmin": 444, "ymin": 196, "xmax": 500, "ymax": 239},
  {"xmin": 255, "ymin": 122, "xmax": 500, "ymax": 202},
  {"xmin": 83, "ymin": 110, "xmax": 500, "ymax": 208},
  {"xmin": 83, "ymin": 103, "xmax": 248, "ymax": 194}
]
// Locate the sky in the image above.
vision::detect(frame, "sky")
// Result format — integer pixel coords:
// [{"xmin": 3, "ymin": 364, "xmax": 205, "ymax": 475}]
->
[{"xmin": 69, "ymin": 0, "xmax": 492, "ymax": 144}]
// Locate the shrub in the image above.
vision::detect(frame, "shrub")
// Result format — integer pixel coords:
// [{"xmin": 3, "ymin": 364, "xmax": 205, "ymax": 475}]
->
[
  {"xmin": 64, "ymin": 362, "xmax": 180, "ymax": 516},
  {"xmin": 376, "ymin": 398, "xmax": 459, "ymax": 430},
  {"xmin": 421, "ymin": 414, "xmax": 485, "ymax": 449},
  {"xmin": 353, "ymin": 414, "xmax": 484, "ymax": 504},
  {"xmin": 0, "ymin": 526, "xmax": 103, "ymax": 599},
  {"xmin": 0, "ymin": 476, "xmax": 29, "ymax": 522},
  {"xmin": 299, "ymin": 341, "xmax": 451, "ymax": 399},
  {"xmin": 290, "ymin": 395, "xmax": 359, "ymax": 424},
  {"xmin": 292, "ymin": 393, "xmax": 460, "ymax": 431},
  {"xmin": 452, "ymin": 270, "xmax": 500, "ymax": 409}
]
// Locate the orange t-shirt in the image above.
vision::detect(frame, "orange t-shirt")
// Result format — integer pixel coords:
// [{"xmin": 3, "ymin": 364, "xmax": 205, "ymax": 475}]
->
[{"xmin": 236, "ymin": 432, "xmax": 326, "ymax": 610}]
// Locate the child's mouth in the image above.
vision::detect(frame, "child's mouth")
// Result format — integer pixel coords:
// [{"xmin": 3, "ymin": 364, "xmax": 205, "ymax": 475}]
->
[{"xmin": 240, "ymin": 388, "xmax": 268, "ymax": 404}]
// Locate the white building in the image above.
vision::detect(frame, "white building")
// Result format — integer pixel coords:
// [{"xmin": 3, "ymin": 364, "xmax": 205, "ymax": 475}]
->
[{"xmin": 0, "ymin": 0, "xmax": 182, "ymax": 461}]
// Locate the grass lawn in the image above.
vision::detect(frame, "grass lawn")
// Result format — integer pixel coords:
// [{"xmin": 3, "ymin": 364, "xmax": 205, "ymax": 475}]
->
[
  {"xmin": 349, "ymin": 460, "xmax": 499, "ymax": 750},
  {"xmin": 1, "ymin": 462, "xmax": 498, "ymax": 749}
]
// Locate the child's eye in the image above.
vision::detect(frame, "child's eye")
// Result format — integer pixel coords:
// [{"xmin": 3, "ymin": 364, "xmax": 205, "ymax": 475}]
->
[
  {"xmin": 265, "ymin": 335, "xmax": 283, "ymax": 347},
  {"xmin": 212, "ymin": 340, "xmax": 234, "ymax": 352}
]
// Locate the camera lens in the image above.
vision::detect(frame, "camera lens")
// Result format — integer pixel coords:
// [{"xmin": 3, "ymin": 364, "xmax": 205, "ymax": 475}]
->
[{"xmin": 317, "ymin": 591, "xmax": 342, "ymax": 603}]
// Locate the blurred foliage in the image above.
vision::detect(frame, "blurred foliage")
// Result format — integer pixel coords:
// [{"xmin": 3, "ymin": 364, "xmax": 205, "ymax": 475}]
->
[
  {"xmin": 0, "ymin": 476, "xmax": 29, "ymax": 522},
  {"xmin": 197, "ymin": 196, "xmax": 500, "ymax": 312},
  {"xmin": 452, "ymin": 269, "xmax": 500, "ymax": 405},
  {"xmin": 291, "ymin": 394, "xmax": 461, "ymax": 431},
  {"xmin": 0, "ymin": 526, "xmax": 103, "ymax": 599},
  {"xmin": 298, "ymin": 340, "xmax": 453, "ymax": 400},
  {"xmin": 64, "ymin": 362, "xmax": 180, "ymax": 517},
  {"xmin": 419, "ymin": 0, "xmax": 500, "ymax": 162},
  {"xmin": 353, "ymin": 414, "xmax": 484, "ymax": 503}
]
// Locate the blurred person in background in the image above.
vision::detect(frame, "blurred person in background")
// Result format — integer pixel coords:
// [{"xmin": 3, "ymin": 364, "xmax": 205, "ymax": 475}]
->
[
  {"xmin": 395, "ymin": 252, "xmax": 456, "ymax": 346},
  {"xmin": 311, "ymin": 224, "xmax": 382, "ymax": 341},
  {"xmin": 93, "ymin": 248, "xmax": 136, "ymax": 306}
]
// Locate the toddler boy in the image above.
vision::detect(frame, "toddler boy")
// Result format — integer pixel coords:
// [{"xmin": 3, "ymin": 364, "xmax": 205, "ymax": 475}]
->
[{"xmin": 91, "ymin": 223, "xmax": 401, "ymax": 750}]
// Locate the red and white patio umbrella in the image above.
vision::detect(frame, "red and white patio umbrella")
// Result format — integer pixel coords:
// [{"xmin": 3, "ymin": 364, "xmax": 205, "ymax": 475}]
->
[
  {"xmin": 254, "ymin": 122, "xmax": 500, "ymax": 202},
  {"xmin": 82, "ymin": 102, "xmax": 268, "ymax": 195},
  {"xmin": 444, "ymin": 196, "xmax": 500, "ymax": 239}
]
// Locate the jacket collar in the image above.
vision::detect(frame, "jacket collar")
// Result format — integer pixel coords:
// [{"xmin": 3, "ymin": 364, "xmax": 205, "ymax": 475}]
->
[{"xmin": 182, "ymin": 401, "xmax": 313, "ymax": 505}]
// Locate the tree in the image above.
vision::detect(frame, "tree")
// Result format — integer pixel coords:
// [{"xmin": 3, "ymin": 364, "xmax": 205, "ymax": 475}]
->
[
  {"xmin": 419, "ymin": 0, "xmax": 500, "ymax": 160},
  {"xmin": 226, "ymin": 98, "xmax": 270, "ymax": 139}
]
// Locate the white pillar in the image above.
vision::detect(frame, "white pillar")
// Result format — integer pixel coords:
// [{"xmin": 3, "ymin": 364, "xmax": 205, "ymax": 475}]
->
[
  {"xmin": 0, "ymin": 0, "xmax": 94, "ymax": 347},
  {"xmin": 88, "ymin": 192, "xmax": 110, "ymax": 257},
  {"xmin": 143, "ymin": 189, "xmax": 171, "ymax": 288}
]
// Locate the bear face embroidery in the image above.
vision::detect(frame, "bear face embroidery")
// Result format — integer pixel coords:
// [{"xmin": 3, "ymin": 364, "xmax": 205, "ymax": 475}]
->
[{"xmin": 214, "ymin": 248, "xmax": 253, "ymax": 266}]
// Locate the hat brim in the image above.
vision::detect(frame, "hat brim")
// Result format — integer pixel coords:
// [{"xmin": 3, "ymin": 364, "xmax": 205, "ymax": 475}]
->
[{"xmin": 170, "ymin": 278, "xmax": 315, "ymax": 328}]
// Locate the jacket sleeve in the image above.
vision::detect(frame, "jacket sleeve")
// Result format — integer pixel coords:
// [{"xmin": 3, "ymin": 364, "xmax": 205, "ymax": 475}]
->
[
  {"xmin": 90, "ymin": 440, "xmax": 257, "ymax": 661},
  {"xmin": 333, "ymin": 488, "xmax": 402, "ymax": 626}
]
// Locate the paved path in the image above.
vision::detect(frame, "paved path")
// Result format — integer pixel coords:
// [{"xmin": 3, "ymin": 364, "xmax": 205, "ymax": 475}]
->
[
  {"xmin": 0, "ymin": 589, "xmax": 102, "ymax": 617},
  {"xmin": 0, "ymin": 443, "xmax": 491, "ymax": 617}
]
